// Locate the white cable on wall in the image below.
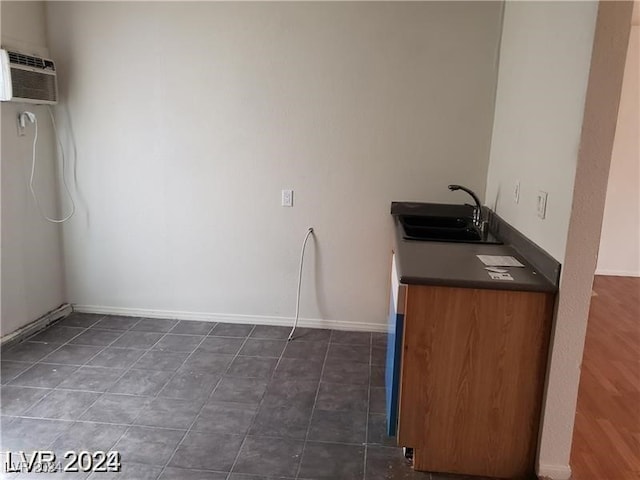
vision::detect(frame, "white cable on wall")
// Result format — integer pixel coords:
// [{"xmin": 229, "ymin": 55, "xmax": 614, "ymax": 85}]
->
[
  {"xmin": 288, "ymin": 227, "xmax": 315, "ymax": 341},
  {"xmin": 24, "ymin": 106, "xmax": 76, "ymax": 223}
]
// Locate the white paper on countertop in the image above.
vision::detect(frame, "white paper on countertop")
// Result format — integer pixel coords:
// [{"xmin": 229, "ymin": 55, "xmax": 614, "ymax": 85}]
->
[
  {"xmin": 476, "ymin": 255, "xmax": 525, "ymax": 267},
  {"xmin": 488, "ymin": 271, "xmax": 514, "ymax": 281}
]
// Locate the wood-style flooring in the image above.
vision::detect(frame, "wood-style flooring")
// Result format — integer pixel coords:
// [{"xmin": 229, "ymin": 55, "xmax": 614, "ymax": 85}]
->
[{"xmin": 570, "ymin": 275, "xmax": 640, "ymax": 480}]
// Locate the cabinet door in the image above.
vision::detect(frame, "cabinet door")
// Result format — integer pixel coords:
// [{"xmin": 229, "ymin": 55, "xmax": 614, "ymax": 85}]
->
[
  {"xmin": 385, "ymin": 253, "xmax": 406, "ymax": 436},
  {"xmin": 398, "ymin": 285, "xmax": 554, "ymax": 478}
]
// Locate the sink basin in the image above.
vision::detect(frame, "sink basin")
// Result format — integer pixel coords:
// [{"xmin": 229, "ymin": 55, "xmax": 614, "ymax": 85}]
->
[
  {"xmin": 398, "ymin": 215, "xmax": 502, "ymax": 244},
  {"xmin": 403, "ymin": 225, "xmax": 482, "ymax": 241},
  {"xmin": 400, "ymin": 215, "xmax": 467, "ymax": 229}
]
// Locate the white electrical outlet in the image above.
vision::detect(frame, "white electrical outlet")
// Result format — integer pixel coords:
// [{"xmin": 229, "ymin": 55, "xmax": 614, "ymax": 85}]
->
[
  {"xmin": 537, "ymin": 191, "xmax": 548, "ymax": 219},
  {"xmin": 281, "ymin": 189, "xmax": 293, "ymax": 207},
  {"xmin": 514, "ymin": 181, "xmax": 520, "ymax": 204},
  {"xmin": 17, "ymin": 115, "xmax": 25, "ymax": 136}
]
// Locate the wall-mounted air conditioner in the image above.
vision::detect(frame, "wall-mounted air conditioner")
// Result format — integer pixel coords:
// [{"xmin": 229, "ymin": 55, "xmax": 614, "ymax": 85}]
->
[{"xmin": 0, "ymin": 48, "xmax": 58, "ymax": 105}]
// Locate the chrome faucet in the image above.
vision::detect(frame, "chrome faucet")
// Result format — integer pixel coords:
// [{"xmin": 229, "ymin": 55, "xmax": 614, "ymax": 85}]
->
[{"xmin": 448, "ymin": 184, "xmax": 485, "ymax": 232}]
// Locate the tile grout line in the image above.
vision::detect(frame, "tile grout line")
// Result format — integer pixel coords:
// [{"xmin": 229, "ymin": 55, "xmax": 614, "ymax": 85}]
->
[
  {"xmin": 44, "ymin": 322, "xmax": 130, "ymax": 365},
  {"xmin": 6, "ymin": 320, "xmax": 130, "ymax": 433},
  {"xmin": 222, "ymin": 327, "xmax": 300, "ymax": 480},
  {"xmin": 4, "ymin": 325, "xmax": 285, "ymax": 463},
  {"xmin": 156, "ymin": 324, "xmax": 260, "ymax": 480},
  {"xmin": 363, "ymin": 332, "xmax": 373, "ymax": 480},
  {"xmin": 4, "ymin": 323, "xmax": 393, "ymax": 479},
  {"xmin": 90, "ymin": 321, "xmax": 231, "ymax": 479},
  {"xmin": 74, "ymin": 319, "xmax": 209, "ymax": 480},
  {"xmin": 46, "ymin": 317, "xmax": 204, "ymax": 465},
  {"xmin": 44, "ymin": 317, "xmax": 150, "ymax": 455},
  {"xmin": 4, "ymin": 414, "xmax": 184, "ymax": 431},
  {"xmin": 291, "ymin": 329, "xmax": 336, "ymax": 480},
  {"xmin": 155, "ymin": 326, "xmax": 283, "ymax": 478},
  {"xmin": 0, "ymin": 318, "xmax": 104, "ymax": 421},
  {"xmin": 5, "ymin": 312, "xmax": 106, "ymax": 353},
  {"xmin": 2, "ymin": 317, "xmax": 139, "ymax": 467},
  {"xmin": 20, "ymin": 312, "xmax": 106, "ymax": 348}
]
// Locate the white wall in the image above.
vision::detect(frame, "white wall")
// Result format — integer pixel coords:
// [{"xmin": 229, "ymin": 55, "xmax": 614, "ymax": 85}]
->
[
  {"xmin": 45, "ymin": 1, "xmax": 503, "ymax": 330},
  {"xmin": 1, "ymin": 1, "xmax": 67, "ymax": 337},
  {"xmin": 485, "ymin": 2, "xmax": 634, "ymax": 479},
  {"xmin": 538, "ymin": 3, "xmax": 633, "ymax": 479},
  {"xmin": 596, "ymin": 26, "xmax": 640, "ymax": 277},
  {"xmin": 485, "ymin": 1, "xmax": 598, "ymax": 262},
  {"xmin": 484, "ymin": 2, "xmax": 600, "ymax": 478}
]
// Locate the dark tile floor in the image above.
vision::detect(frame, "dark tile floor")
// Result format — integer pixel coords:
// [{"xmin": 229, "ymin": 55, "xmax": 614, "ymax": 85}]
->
[{"xmin": 0, "ymin": 313, "xmax": 433, "ymax": 480}]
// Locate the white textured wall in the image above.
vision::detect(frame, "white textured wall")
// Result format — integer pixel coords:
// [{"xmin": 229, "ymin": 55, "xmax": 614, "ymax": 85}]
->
[
  {"xmin": 487, "ymin": 3, "xmax": 633, "ymax": 478},
  {"xmin": 485, "ymin": 1, "xmax": 598, "ymax": 262},
  {"xmin": 596, "ymin": 26, "xmax": 640, "ymax": 277},
  {"xmin": 45, "ymin": 1, "xmax": 503, "ymax": 329},
  {"xmin": 484, "ymin": 2, "xmax": 608, "ymax": 478},
  {"xmin": 1, "ymin": 1, "xmax": 67, "ymax": 337},
  {"xmin": 538, "ymin": 3, "xmax": 633, "ymax": 479}
]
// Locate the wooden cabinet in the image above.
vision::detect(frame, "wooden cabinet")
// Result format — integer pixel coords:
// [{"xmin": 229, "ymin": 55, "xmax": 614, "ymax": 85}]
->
[{"xmin": 396, "ymin": 284, "xmax": 555, "ymax": 479}]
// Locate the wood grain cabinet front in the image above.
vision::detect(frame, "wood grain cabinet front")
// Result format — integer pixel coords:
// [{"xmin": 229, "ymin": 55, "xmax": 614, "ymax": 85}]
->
[{"xmin": 396, "ymin": 284, "xmax": 555, "ymax": 479}]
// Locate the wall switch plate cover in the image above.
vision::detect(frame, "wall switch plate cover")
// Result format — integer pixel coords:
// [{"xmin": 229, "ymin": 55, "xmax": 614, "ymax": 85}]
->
[
  {"xmin": 537, "ymin": 191, "xmax": 548, "ymax": 219},
  {"xmin": 281, "ymin": 189, "xmax": 293, "ymax": 207}
]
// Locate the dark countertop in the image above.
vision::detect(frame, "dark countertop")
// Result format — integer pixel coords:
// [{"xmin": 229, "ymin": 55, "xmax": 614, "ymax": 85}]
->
[{"xmin": 392, "ymin": 202, "xmax": 559, "ymax": 293}]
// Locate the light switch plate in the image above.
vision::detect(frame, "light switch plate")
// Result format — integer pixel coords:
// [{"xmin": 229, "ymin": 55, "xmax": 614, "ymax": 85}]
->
[
  {"xmin": 281, "ymin": 189, "xmax": 293, "ymax": 207},
  {"xmin": 537, "ymin": 191, "xmax": 548, "ymax": 219}
]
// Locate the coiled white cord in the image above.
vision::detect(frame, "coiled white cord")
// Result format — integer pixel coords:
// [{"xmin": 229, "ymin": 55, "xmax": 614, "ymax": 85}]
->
[
  {"xmin": 26, "ymin": 106, "xmax": 76, "ymax": 223},
  {"xmin": 288, "ymin": 227, "xmax": 314, "ymax": 341}
]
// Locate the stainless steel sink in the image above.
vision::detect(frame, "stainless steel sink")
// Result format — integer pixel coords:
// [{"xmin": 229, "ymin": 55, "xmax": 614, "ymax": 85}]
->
[{"xmin": 398, "ymin": 215, "xmax": 502, "ymax": 244}]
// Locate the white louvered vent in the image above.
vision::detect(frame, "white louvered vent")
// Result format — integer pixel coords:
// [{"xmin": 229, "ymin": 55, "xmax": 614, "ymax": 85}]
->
[
  {"xmin": 8, "ymin": 51, "xmax": 55, "ymax": 71},
  {"xmin": 0, "ymin": 48, "xmax": 58, "ymax": 104}
]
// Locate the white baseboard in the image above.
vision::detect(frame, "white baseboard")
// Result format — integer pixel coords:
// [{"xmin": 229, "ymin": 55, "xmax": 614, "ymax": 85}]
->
[
  {"xmin": 72, "ymin": 304, "xmax": 387, "ymax": 333},
  {"xmin": 1, "ymin": 303, "xmax": 73, "ymax": 346},
  {"xmin": 537, "ymin": 463, "xmax": 572, "ymax": 480},
  {"xmin": 595, "ymin": 268, "xmax": 640, "ymax": 277}
]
